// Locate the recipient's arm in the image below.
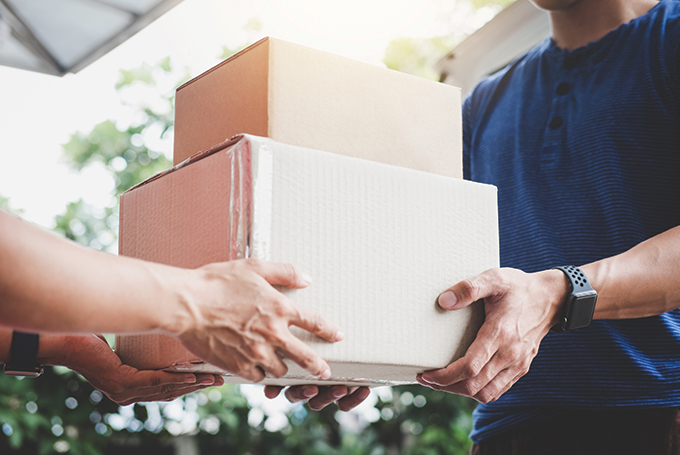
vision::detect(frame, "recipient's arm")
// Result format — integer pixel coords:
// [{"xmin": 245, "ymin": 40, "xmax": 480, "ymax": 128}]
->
[
  {"xmin": 418, "ymin": 225, "xmax": 680, "ymax": 403},
  {"xmin": 0, "ymin": 328, "xmax": 222, "ymax": 404},
  {"xmin": 0, "ymin": 210, "xmax": 343, "ymax": 382}
]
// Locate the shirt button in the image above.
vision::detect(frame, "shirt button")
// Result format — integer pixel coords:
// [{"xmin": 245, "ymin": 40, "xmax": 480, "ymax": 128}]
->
[
  {"xmin": 556, "ymin": 82, "xmax": 571, "ymax": 95},
  {"xmin": 563, "ymin": 57, "xmax": 577, "ymax": 69},
  {"xmin": 549, "ymin": 117, "xmax": 564, "ymax": 129}
]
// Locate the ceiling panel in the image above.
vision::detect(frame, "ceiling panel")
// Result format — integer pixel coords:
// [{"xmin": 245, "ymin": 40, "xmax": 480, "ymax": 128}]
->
[{"xmin": 0, "ymin": 0, "xmax": 183, "ymax": 76}]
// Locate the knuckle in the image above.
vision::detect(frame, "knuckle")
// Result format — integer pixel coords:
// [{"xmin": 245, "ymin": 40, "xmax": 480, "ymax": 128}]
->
[
  {"xmin": 457, "ymin": 278, "xmax": 478, "ymax": 301},
  {"xmin": 311, "ymin": 313, "xmax": 325, "ymax": 334},
  {"xmin": 300, "ymin": 353, "xmax": 319, "ymax": 371},
  {"xmin": 460, "ymin": 382, "xmax": 478, "ymax": 397},
  {"xmin": 244, "ymin": 258, "xmax": 263, "ymax": 269},
  {"xmin": 464, "ymin": 378, "xmax": 482, "ymax": 395},
  {"xmin": 463, "ymin": 360, "xmax": 482, "ymax": 378},
  {"xmin": 475, "ymin": 391, "xmax": 493, "ymax": 404},
  {"xmin": 503, "ymin": 345, "xmax": 523, "ymax": 361},
  {"xmin": 160, "ymin": 385, "xmax": 173, "ymax": 395},
  {"xmin": 251, "ymin": 345, "xmax": 269, "ymax": 362},
  {"xmin": 272, "ymin": 298, "xmax": 292, "ymax": 317},
  {"xmin": 280, "ymin": 263, "xmax": 298, "ymax": 283},
  {"xmin": 150, "ymin": 377, "xmax": 162, "ymax": 387}
]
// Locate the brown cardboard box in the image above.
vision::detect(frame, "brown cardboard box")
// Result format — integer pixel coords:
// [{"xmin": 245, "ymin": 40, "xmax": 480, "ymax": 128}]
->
[
  {"xmin": 116, "ymin": 135, "xmax": 498, "ymax": 386},
  {"xmin": 173, "ymin": 37, "xmax": 462, "ymax": 177}
]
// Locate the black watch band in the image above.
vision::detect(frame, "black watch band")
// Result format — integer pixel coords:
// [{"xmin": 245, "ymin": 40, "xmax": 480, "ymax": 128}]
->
[
  {"xmin": 551, "ymin": 266, "xmax": 598, "ymax": 333},
  {"xmin": 4, "ymin": 331, "xmax": 44, "ymax": 377}
]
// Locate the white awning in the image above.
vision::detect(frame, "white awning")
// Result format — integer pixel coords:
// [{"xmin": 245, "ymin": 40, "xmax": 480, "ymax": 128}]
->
[
  {"xmin": 436, "ymin": 0, "xmax": 550, "ymax": 96},
  {"xmin": 0, "ymin": 0, "xmax": 183, "ymax": 76}
]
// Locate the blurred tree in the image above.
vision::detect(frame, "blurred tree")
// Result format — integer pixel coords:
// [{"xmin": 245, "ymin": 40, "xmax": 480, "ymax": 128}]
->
[
  {"xmin": 0, "ymin": 194, "xmax": 23, "ymax": 215},
  {"xmin": 384, "ymin": 0, "xmax": 515, "ymax": 80}
]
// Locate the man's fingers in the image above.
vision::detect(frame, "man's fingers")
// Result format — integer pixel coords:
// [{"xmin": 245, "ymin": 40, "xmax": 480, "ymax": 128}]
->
[
  {"xmin": 284, "ymin": 385, "xmax": 319, "ymax": 403},
  {"xmin": 264, "ymin": 385, "xmax": 284, "ymax": 399},
  {"xmin": 420, "ymin": 326, "xmax": 497, "ymax": 386},
  {"xmin": 291, "ymin": 305, "xmax": 344, "ymax": 343},
  {"xmin": 307, "ymin": 386, "xmax": 348, "ymax": 411},
  {"xmin": 337, "ymin": 387, "xmax": 370, "ymax": 412},
  {"xmin": 277, "ymin": 335, "xmax": 331, "ymax": 379},
  {"xmin": 250, "ymin": 260, "xmax": 311, "ymax": 289},
  {"xmin": 483, "ymin": 370, "xmax": 525, "ymax": 403},
  {"xmin": 438, "ymin": 269, "xmax": 500, "ymax": 310}
]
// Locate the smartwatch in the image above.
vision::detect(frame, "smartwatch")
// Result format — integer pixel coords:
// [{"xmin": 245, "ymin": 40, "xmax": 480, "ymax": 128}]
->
[
  {"xmin": 4, "ymin": 331, "xmax": 44, "ymax": 377},
  {"xmin": 551, "ymin": 265, "xmax": 598, "ymax": 333}
]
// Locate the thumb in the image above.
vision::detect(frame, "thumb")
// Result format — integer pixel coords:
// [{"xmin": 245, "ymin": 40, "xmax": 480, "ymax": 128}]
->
[{"xmin": 438, "ymin": 270, "xmax": 496, "ymax": 310}]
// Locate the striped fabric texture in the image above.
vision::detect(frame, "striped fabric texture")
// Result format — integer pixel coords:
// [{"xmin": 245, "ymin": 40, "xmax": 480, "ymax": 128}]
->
[{"xmin": 463, "ymin": 0, "xmax": 680, "ymax": 442}]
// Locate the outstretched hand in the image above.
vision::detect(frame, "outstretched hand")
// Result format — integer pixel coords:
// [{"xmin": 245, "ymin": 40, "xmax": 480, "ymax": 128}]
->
[
  {"xmin": 56, "ymin": 334, "xmax": 223, "ymax": 406},
  {"xmin": 176, "ymin": 259, "xmax": 344, "ymax": 383},
  {"xmin": 417, "ymin": 268, "xmax": 567, "ymax": 403}
]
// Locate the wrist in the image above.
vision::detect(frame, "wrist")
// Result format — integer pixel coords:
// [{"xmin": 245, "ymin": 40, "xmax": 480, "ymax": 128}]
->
[
  {"xmin": 154, "ymin": 266, "xmax": 202, "ymax": 338},
  {"xmin": 538, "ymin": 269, "xmax": 572, "ymax": 331},
  {"xmin": 36, "ymin": 334, "xmax": 79, "ymax": 367}
]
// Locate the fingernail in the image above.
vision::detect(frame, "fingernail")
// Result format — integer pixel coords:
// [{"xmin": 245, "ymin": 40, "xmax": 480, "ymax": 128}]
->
[
  {"xmin": 303, "ymin": 386, "xmax": 316, "ymax": 398},
  {"xmin": 332, "ymin": 388, "xmax": 346, "ymax": 398},
  {"xmin": 200, "ymin": 378, "xmax": 215, "ymax": 385},
  {"xmin": 320, "ymin": 368, "xmax": 331, "ymax": 380},
  {"xmin": 184, "ymin": 376, "xmax": 197, "ymax": 384},
  {"xmin": 335, "ymin": 331, "xmax": 345, "ymax": 342},
  {"xmin": 438, "ymin": 291, "xmax": 458, "ymax": 310},
  {"xmin": 301, "ymin": 272, "xmax": 313, "ymax": 285},
  {"xmin": 420, "ymin": 374, "xmax": 434, "ymax": 384}
]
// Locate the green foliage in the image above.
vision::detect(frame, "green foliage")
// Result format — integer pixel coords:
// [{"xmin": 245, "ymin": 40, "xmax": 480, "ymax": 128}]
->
[
  {"xmin": 470, "ymin": 0, "xmax": 514, "ymax": 9},
  {"xmin": 0, "ymin": 194, "xmax": 23, "ymax": 215},
  {"xmin": 54, "ymin": 60, "xmax": 175, "ymax": 251},
  {"xmin": 383, "ymin": 36, "xmax": 462, "ymax": 81}
]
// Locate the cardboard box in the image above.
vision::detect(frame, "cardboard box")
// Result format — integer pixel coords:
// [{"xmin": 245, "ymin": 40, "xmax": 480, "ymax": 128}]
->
[
  {"xmin": 116, "ymin": 135, "xmax": 498, "ymax": 386},
  {"xmin": 172, "ymin": 37, "xmax": 462, "ymax": 178}
]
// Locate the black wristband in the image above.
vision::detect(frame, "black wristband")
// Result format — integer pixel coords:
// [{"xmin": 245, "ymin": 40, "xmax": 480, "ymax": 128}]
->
[
  {"xmin": 4, "ymin": 331, "xmax": 43, "ymax": 377},
  {"xmin": 551, "ymin": 266, "xmax": 598, "ymax": 333}
]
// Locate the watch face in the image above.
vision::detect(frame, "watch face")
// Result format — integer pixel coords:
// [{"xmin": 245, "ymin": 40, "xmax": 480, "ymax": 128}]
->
[{"xmin": 567, "ymin": 292, "xmax": 598, "ymax": 330}]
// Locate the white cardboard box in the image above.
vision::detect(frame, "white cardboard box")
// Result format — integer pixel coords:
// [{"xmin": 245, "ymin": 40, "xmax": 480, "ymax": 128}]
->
[{"xmin": 117, "ymin": 135, "xmax": 498, "ymax": 386}]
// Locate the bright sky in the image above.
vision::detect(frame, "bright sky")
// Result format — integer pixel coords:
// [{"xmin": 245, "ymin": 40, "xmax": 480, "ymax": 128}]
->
[{"xmin": 0, "ymin": 0, "xmax": 497, "ymax": 227}]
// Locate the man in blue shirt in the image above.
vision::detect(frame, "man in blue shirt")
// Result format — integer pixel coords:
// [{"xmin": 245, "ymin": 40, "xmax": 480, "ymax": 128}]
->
[{"xmin": 417, "ymin": 0, "xmax": 680, "ymax": 451}]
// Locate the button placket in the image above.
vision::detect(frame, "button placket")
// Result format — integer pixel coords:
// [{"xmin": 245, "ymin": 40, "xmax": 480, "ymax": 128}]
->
[{"xmin": 541, "ymin": 56, "xmax": 577, "ymax": 169}]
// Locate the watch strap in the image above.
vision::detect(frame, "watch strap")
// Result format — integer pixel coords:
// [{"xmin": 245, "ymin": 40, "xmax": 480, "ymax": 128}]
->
[
  {"xmin": 551, "ymin": 265, "xmax": 597, "ymax": 333},
  {"xmin": 4, "ymin": 331, "xmax": 43, "ymax": 377}
]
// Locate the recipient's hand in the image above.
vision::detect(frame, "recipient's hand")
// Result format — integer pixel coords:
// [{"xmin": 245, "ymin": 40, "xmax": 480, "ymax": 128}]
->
[
  {"xmin": 176, "ymin": 259, "xmax": 344, "ymax": 383},
  {"xmin": 44, "ymin": 334, "xmax": 222, "ymax": 405},
  {"xmin": 264, "ymin": 385, "xmax": 370, "ymax": 411},
  {"xmin": 417, "ymin": 268, "xmax": 567, "ymax": 403}
]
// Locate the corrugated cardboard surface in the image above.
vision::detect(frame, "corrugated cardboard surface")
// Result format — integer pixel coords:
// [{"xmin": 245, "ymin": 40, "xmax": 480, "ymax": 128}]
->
[
  {"xmin": 117, "ymin": 136, "xmax": 498, "ymax": 386},
  {"xmin": 173, "ymin": 37, "xmax": 462, "ymax": 178}
]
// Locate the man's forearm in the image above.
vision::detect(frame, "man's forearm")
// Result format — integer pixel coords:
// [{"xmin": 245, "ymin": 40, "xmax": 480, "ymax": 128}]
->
[
  {"xmin": 582, "ymin": 225, "xmax": 680, "ymax": 320},
  {"xmin": 0, "ymin": 210, "xmax": 191, "ymax": 335}
]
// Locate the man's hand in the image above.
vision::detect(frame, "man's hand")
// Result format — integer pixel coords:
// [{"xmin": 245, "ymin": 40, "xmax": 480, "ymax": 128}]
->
[
  {"xmin": 263, "ymin": 385, "xmax": 370, "ymax": 411},
  {"xmin": 417, "ymin": 268, "xmax": 568, "ymax": 403},
  {"xmin": 175, "ymin": 259, "xmax": 344, "ymax": 383},
  {"xmin": 43, "ymin": 334, "xmax": 222, "ymax": 406}
]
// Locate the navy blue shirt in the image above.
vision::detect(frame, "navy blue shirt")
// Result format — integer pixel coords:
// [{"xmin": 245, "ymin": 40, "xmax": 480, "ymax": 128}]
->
[{"xmin": 464, "ymin": 0, "xmax": 680, "ymax": 442}]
